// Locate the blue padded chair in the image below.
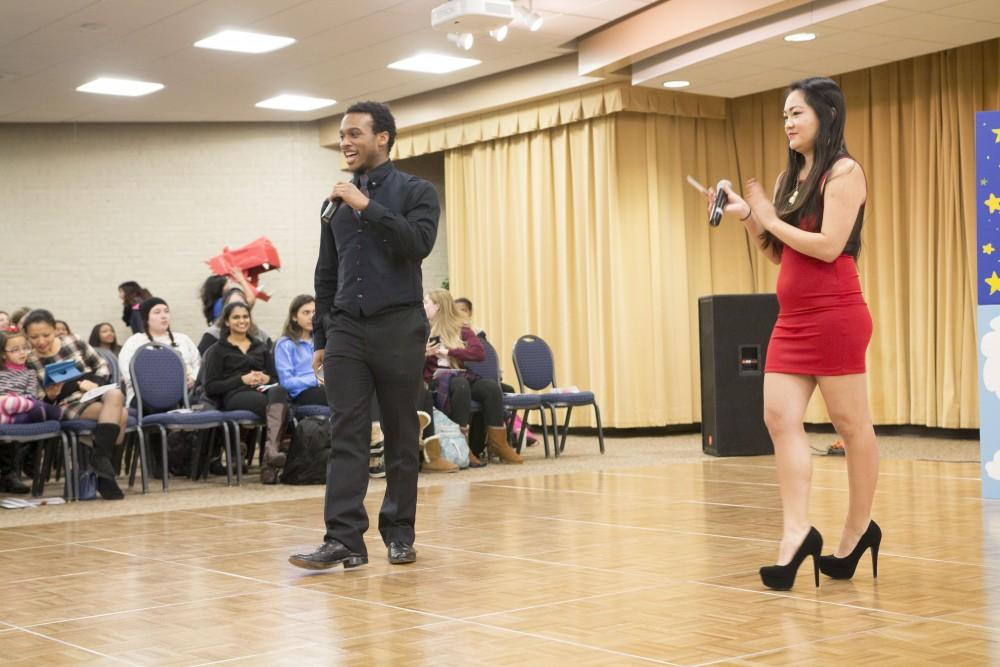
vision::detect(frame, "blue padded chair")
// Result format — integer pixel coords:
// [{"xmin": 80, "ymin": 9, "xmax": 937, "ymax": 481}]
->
[
  {"xmin": 0, "ymin": 421, "xmax": 71, "ymax": 499},
  {"xmin": 512, "ymin": 335, "xmax": 605, "ymax": 458},
  {"xmin": 131, "ymin": 343, "xmax": 236, "ymax": 491},
  {"xmin": 465, "ymin": 339, "xmax": 552, "ymax": 457},
  {"xmin": 94, "ymin": 348, "xmax": 122, "ymax": 387},
  {"xmin": 293, "ymin": 403, "xmax": 330, "ymax": 425}
]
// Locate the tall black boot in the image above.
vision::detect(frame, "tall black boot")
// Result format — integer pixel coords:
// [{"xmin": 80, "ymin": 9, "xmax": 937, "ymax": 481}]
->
[
  {"xmin": 92, "ymin": 423, "xmax": 125, "ymax": 500},
  {"xmin": 261, "ymin": 402, "xmax": 289, "ymax": 484}
]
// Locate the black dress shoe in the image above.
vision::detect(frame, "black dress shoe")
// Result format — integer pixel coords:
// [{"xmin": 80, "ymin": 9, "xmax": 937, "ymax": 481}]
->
[
  {"xmin": 288, "ymin": 540, "xmax": 368, "ymax": 570},
  {"xmin": 388, "ymin": 542, "xmax": 417, "ymax": 564}
]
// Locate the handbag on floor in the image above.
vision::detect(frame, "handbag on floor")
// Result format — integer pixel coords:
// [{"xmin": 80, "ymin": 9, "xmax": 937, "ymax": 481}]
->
[{"xmin": 432, "ymin": 408, "xmax": 470, "ymax": 469}]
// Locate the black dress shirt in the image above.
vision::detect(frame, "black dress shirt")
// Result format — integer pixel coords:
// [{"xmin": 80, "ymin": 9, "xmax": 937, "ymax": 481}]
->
[{"xmin": 313, "ymin": 160, "xmax": 439, "ymax": 348}]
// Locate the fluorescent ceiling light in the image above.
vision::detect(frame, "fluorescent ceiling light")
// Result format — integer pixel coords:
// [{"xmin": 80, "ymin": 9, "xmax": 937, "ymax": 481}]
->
[
  {"xmin": 388, "ymin": 53, "xmax": 481, "ymax": 74},
  {"xmin": 663, "ymin": 80, "xmax": 690, "ymax": 89},
  {"xmin": 76, "ymin": 77, "xmax": 164, "ymax": 97},
  {"xmin": 255, "ymin": 94, "xmax": 336, "ymax": 111},
  {"xmin": 784, "ymin": 32, "xmax": 816, "ymax": 42},
  {"xmin": 195, "ymin": 29, "xmax": 295, "ymax": 54}
]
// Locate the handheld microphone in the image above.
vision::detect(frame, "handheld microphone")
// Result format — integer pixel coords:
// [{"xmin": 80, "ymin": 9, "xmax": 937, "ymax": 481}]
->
[
  {"xmin": 320, "ymin": 198, "xmax": 341, "ymax": 223},
  {"xmin": 709, "ymin": 179, "xmax": 731, "ymax": 227}
]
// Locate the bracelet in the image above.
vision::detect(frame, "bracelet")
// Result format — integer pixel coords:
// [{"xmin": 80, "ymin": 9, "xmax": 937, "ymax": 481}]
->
[{"xmin": 740, "ymin": 207, "xmax": 752, "ymax": 221}]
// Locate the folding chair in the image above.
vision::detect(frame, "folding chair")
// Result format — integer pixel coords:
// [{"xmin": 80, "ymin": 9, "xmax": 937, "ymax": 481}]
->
[
  {"xmin": 130, "ymin": 342, "xmax": 236, "ymax": 491},
  {"xmin": 512, "ymin": 335, "xmax": 605, "ymax": 457},
  {"xmin": 0, "ymin": 421, "xmax": 71, "ymax": 499},
  {"xmin": 465, "ymin": 339, "xmax": 552, "ymax": 457}
]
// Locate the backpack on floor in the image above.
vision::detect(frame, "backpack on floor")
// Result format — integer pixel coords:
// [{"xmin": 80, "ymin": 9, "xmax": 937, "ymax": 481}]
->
[
  {"xmin": 280, "ymin": 416, "xmax": 331, "ymax": 485},
  {"xmin": 432, "ymin": 408, "xmax": 470, "ymax": 469}
]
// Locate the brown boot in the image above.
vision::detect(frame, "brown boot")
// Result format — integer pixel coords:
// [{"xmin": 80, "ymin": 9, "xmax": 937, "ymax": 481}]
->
[
  {"xmin": 487, "ymin": 426, "xmax": 523, "ymax": 464},
  {"xmin": 416, "ymin": 411, "xmax": 431, "ymax": 437},
  {"xmin": 421, "ymin": 435, "xmax": 458, "ymax": 473},
  {"xmin": 264, "ymin": 402, "xmax": 289, "ymax": 468}
]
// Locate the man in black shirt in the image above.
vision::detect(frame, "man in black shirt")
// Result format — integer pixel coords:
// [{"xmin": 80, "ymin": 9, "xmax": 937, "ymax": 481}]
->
[{"xmin": 289, "ymin": 101, "xmax": 438, "ymax": 570}]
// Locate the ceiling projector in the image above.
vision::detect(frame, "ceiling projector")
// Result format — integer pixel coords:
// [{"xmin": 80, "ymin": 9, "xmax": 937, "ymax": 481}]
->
[{"xmin": 431, "ymin": 0, "xmax": 516, "ymax": 32}]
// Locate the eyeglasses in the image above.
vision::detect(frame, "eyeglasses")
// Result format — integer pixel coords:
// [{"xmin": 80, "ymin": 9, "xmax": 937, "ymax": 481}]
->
[{"xmin": 4, "ymin": 346, "xmax": 31, "ymax": 354}]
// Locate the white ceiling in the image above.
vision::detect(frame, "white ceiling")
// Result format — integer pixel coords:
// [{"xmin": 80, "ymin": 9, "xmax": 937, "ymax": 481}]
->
[
  {"xmin": 1, "ymin": 0, "xmax": 997, "ymax": 123},
  {"xmin": 0, "ymin": 0, "xmax": 657, "ymax": 122},
  {"xmin": 635, "ymin": 0, "xmax": 1000, "ymax": 97}
]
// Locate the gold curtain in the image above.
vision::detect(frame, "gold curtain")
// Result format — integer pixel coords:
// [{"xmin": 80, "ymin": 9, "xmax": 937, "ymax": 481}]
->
[
  {"xmin": 446, "ymin": 113, "xmax": 750, "ymax": 426},
  {"xmin": 446, "ymin": 39, "xmax": 1000, "ymax": 428}
]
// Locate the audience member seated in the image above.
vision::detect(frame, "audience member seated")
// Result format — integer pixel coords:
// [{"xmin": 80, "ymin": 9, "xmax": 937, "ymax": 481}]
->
[
  {"xmin": 0, "ymin": 329, "xmax": 64, "ymax": 494},
  {"xmin": 119, "ymin": 298, "xmax": 201, "ymax": 406},
  {"xmin": 198, "ymin": 288, "xmax": 272, "ymax": 356},
  {"xmin": 118, "ymin": 281, "xmax": 153, "ymax": 335},
  {"xmin": 23, "ymin": 309, "xmax": 128, "ymax": 500},
  {"xmin": 54, "ymin": 320, "xmax": 72, "ymax": 337},
  {"xmin": 89, "ymin": 322, "xmax": 122, "ymax": 355},
  {"xmin": 274, "ymin": 295, "xmax": 326, "ymax": 407},
  {"xmin": 202, "ymin": 302, "xmax": 289, "ymax": 484},
  {"xmin": 422, "ymin": 289, "xmax": 522, "ymax": 465},
  {"xmin": 0, "ymin": 311, "xmax": 9, "ymax": 330},
  {"xmin": 10, "ymin": 307, "xmax": 31, "ymax": 331},
  {"xmin": 454, "ymin": 296, "xmax": 538, "ymax": 446}
]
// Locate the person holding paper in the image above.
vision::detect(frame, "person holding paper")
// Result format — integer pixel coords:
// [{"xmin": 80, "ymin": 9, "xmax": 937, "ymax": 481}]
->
[{"xmin": 22, "ymin": 309, "xmax": 128, "ymax": 500}]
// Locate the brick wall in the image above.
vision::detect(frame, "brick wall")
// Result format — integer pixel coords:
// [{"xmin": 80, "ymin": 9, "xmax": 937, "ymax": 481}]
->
[{"xmin": 0, "ymin": 122, "xmax": 449, "ymax": 344}]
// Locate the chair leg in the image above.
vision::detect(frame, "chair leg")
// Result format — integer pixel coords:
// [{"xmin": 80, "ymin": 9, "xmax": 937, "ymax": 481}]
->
[
  {"xmin": 221, "ymin": 425, "xmax": 233, "ymax": 487},
  {"xmin": 537, "ymin": 407, "xmax": 551, "ymax": 459},
  {"xmin": 558, "ymin": 406, "xmax": 573, "ymax": 455},
  {"xmin": 60, "ymin": 433, "xmax": 74, "ymax": 501},
  {"xmin": 30, "ymin": 440, "xmax": 47, "ymax": 498},
  {"xmin": 159, "ymin": 426, "xmax": 169, "ymax": 492},
  {"xmin": 592, "ymin": 402, "xmax": 605, "ymax": 454},
  {"xmin": 138, "ymin": 428, "xmax": 150, "ymax": 494}
]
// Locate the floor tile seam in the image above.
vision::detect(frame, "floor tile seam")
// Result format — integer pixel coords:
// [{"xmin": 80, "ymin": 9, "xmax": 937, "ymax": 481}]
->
[
  {"xmin": 690, "ymin": 579, "xmax": 943, "ymax": 624},
  {"xmin": 917, "ymin": 609, "xmax": 1000, "ymax": 632},
  {"xmin": 454, "ymin": 617, "xmax": 682, "ymax": 666},
  {"xmin": 705, "ymin": 462, "xmax": 980, "ymax": 482},
  {"xmin": 411, "ymin": 540, "xmax": 683, "ymax": 581},
  {"xmin": 533, "ymin": 515, "xmax": 780, "ymax": 545},
  {"xmin": 685, "ymin": 617, "xmax": 929, "ymax": 666},
  {"xmin": 472, "ymin": 481, "xmax": 696, "ymax": 501},
  {"xmin": 0, "ymin": 543, "xmax": 70, "ymax": 555},
  {"xmin": 462, "ymin": 584, "xmax": 660, "ymax": 621},
  {"xmin": 680, "ymin": 500, "xmax": 781, "ymax": 510},
  {"xmin": 19, "ymin": 590, "xmax": 261, "ymax": 630},
  {"xmin": 68, "ymin": 521, "xmax": 323, "ymax": 547},
  {"xmin": 489, "ymin": 473, "xmax": 848, "ymax": 493},
  {"xmin": 188, "ymin": 641, "xmax": 320, "ymax": 667},
  {"xmin": 3, "ymin": 623, "xmax": 140, "ymax": 666}
]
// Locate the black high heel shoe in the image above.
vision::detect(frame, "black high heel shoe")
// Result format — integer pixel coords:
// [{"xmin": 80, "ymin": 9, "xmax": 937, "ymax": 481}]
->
[
  {"xmin": 759, "ymin": 527, "xmax": 823, "ymax": 591},
  {"xmin": 818, "ymin": 520, "xmax": 881, "ymax": 580}
]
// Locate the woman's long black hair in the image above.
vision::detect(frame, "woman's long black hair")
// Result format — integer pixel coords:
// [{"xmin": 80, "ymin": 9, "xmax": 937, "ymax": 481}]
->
[{"xmin": 762, "ymin": 77, "xmax": 853, "ymax": 257}]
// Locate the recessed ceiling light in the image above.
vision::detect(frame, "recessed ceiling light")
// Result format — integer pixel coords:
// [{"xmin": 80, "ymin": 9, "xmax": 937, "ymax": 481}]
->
[
  {"xmin": 784, "ymin": 32, "xmax": 816, "ymax": 42},
  {"xmin": 195, "ymin": 29, "xmax": 295, "ymax": 54},
  {"xmin": 255, "ymin": 94, "xmax": 336, "ymax": 111},
  {"xmin": 76, "ymin": 77, "xmax": 164, "ymax": 97},
  {"xmin": 387, "ymin": 53, "xmax": 481, "ymax": 74},
  {"xmin": 663, "ymin": 80, "xmax": 690, "ymax": 89}
]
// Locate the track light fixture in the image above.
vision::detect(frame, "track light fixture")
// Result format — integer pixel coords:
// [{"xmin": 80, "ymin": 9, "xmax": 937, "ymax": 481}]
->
[{"xmin": 447, "ymin": 32, "xmax": 475, "ymax": 50}]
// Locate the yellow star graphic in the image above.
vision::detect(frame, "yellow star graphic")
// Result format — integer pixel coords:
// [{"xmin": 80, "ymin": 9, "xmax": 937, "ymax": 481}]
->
[
  {"xmin": 984, "ymin": 178, "xmax": 990, "ymax": 186},
  {"xmin": 985, "ymin": 243, "xmax": 995, "ymax": 255},
  {"xmin": 987, "ymin": 193, "xmax": 1000, "ymax": 214},
  {"xmin": 994, "ymin": 128, "xmax": 1000, "ymax": 143},
  {"xmin": 987, "ymin": 272, "xmax": 1000, "ymax": 295}
]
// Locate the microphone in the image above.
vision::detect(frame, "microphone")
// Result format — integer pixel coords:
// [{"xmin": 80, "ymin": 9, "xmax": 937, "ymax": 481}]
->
[
  {"xmin": 709, "ymin": 179, "xmax": 731, "ymax": 227},
  {"xmin": 320, "ymin": 197, "xmax": 341, "ymax": 223}
]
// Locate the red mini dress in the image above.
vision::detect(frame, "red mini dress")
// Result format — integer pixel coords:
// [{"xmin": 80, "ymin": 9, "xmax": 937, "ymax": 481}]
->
[{"xmin": 764, "ymin": 198, "xmax": 872, "ymax": 376}]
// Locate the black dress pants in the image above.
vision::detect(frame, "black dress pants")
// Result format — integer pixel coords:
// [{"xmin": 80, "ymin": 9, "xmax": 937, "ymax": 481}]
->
[{"xmin": 322, "ymin": 306, "xmax": 428, "ymax": 555}]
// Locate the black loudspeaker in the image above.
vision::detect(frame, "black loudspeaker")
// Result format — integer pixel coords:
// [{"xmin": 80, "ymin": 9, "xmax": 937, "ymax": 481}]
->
[{"xmin": 698, "ymin": 294, "xmax": 780, "ymax": 457}]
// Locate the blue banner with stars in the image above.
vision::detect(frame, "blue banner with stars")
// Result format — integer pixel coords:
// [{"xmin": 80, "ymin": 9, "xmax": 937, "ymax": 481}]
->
[
  {"xmin": 978, "ymin": 111, "xmax": 1000, "ymax": 304},
  {"xmin": 978, "ymin": 110, "xmax": 1000, "ymax": 499}
]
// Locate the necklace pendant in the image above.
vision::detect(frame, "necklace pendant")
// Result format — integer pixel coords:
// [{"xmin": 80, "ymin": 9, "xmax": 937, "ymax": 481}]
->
[{"xmin": 788, "ymin": 188, "xmax": 799, "ymax": 205}]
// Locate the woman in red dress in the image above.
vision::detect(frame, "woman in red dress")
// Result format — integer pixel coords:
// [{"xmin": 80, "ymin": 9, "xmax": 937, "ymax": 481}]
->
[{"xmin": 709, "ymin": 77, "xmax": 880, "ymax": 590}]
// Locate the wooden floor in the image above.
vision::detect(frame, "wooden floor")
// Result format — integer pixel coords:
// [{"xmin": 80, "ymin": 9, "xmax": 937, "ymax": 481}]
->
[{"xmin": 0, "ymin": 455, "xmax": 998, "ymax": 666}]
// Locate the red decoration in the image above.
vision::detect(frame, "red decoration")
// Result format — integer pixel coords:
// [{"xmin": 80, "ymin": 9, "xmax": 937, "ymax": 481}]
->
[{"xmin": 206, "ymin": 237, "xmax": 281, "ymax": 302}]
